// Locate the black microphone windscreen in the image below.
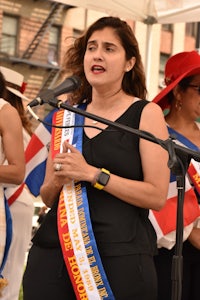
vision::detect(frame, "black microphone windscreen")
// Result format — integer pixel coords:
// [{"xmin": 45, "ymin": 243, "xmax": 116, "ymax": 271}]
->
[
  {"xmin": 53, "ymin": 75, "xmax": 81, "ymax": 97},
  {"xmin": 27, "ymin": 75, "xmax": 81, "ymax": 108}
]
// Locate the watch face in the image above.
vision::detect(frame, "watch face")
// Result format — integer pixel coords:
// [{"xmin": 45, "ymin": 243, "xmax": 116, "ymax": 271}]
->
[{"xmin": 98, "ymin": 172, "xmax": 110, "ymax": 186}]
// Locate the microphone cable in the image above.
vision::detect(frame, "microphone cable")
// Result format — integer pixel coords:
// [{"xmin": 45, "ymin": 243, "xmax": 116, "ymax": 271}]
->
[{"xmin": 27, "ymin": 105, "xmax": 115, "ymax": 132}]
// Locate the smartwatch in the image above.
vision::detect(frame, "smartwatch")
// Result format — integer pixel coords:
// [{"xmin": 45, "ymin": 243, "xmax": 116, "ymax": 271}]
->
[{"xmin": 93, "ymin": 168, "xmax": 110, "ymax": 190}]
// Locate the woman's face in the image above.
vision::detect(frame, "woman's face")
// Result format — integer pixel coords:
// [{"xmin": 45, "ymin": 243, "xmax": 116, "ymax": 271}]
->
[
  {"xmin": 179, "ymin": 74, "xmax": 200, "ymax": 119},
  {"xmin": 83, "ymin": 27, "xmax": 135, "ymax": 91}
]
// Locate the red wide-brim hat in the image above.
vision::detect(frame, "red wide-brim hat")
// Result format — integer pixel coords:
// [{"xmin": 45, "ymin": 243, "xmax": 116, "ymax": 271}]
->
[{"xmin": 153, "ymin": 51, "xmax": 200, "ymax": 110}]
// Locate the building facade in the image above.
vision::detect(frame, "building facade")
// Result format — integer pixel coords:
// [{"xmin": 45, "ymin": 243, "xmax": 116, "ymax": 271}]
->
[{"xmin": 0, "ymin": 0, "xmax": 198, "ymax": 121}]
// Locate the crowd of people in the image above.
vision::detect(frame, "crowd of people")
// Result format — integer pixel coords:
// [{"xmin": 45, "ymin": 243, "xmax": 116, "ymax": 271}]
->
[{"xmin": 0, "ymin": 15, "xmax": 200, "ymax": 300}]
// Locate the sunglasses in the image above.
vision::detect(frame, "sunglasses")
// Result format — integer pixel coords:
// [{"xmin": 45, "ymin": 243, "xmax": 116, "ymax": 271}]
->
[{"xmin": 187, "ymin": 84, "xmax": 200, "ymax": 94}]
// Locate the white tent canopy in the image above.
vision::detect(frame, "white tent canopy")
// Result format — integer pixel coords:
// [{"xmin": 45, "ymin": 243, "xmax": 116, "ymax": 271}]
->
[{"xmin": 54, "ymin": 0, "xmax": 200, "ymax": 24}]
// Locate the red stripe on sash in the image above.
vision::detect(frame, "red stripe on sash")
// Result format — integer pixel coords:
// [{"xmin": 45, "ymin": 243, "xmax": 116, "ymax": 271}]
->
[
  {"xmin": 51, "ymin": 110, "xmax": 64, "ymax": 158},
  {"xmin": 188, "ymin": 163, "xmax": 200, "ymax": 195},
  {"xmin": 7, "ymin": 183, "xmax": 25, "ymax": 206},
  {"xmin": 57, "ymin": 190, "xmax": 88, "ymax": 299}
]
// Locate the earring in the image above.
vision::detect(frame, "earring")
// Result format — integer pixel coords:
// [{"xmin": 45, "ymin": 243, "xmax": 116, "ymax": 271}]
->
[{"xmin": 175, "ymin": 101, "xmax": 182, "ymax": 111}]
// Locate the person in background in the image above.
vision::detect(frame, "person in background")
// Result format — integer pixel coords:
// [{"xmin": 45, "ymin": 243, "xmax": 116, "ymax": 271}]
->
[
  {"xmin": 23, "ymin": 16, "xmax": 169, "ymax": 300},
  {"xmin": 0, "ymin": 66, "xmax": 34, "ymax": 300},
  {"xmin": 150, "ymin": 51, "xmax": 200, "ymax": 300},
  {"xmin": 0, "ymin": 71, "xmax": 25, "ymax": 296}
]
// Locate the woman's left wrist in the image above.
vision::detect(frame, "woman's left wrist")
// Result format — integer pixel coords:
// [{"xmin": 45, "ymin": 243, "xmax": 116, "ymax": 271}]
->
[{"xmin": 91, "ymin": 168, "xmax": 110, "ymax": 190}]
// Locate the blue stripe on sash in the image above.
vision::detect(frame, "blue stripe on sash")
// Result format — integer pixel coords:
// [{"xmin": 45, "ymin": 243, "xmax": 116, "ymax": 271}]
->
[
  {"xmin": 0, "ymin": 194, "xmax": 12, "ymax": 276},
  {"xmin": 168, "ymin": 127, "xmax": 199, "ymax": 151}
]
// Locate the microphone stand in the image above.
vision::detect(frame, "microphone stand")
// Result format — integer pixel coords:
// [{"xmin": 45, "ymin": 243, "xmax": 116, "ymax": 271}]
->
[{"xmin": 29, "ymin": 98, "xmax": 200, "ymax": 300}]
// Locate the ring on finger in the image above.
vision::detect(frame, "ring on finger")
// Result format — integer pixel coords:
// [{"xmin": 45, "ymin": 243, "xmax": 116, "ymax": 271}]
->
[{"xmin": 54, "ymin": 163, "xmax": 62, "ymax": 171}]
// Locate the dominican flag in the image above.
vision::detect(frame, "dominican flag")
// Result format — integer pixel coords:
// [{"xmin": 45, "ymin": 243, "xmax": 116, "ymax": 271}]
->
[
  {"xmin": 149, "ymin": 126, "xmax": 200, "ymax": 250},
  {"xmin": 25, "ymin": 109, "xmax": 57, "ymax": 196},
  {"xmin": 149, "ymin": 173, "xmax": 200, "ymax": 249}
]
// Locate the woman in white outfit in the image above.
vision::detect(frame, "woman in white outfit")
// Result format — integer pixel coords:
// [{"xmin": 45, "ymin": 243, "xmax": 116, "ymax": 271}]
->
[
  {"xmin": 0, "ymin": 66, "xmax": 34, "ymax": 300},
  {"xmin": 0, "ymin": 70, "xmax": 25, "ymax": 296}
]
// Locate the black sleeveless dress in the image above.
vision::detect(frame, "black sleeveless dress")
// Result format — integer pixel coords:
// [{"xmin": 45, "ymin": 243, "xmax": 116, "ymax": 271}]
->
[{"xmin": 23, "ymin": 100, "xmax": 158, "ymax": 300}]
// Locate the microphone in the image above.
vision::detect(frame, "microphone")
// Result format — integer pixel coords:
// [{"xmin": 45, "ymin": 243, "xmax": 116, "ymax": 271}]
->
[{"xmin": 27, "ymin": 75, "xmax": 81, "ymax": 107}]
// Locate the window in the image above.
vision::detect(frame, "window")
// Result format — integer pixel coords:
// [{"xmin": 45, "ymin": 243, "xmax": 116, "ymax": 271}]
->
[
  {"xmin": 185, "ymin": 22, "xmax": 198, "ymax": 37},
  {"xmin": 159, "ymin": 53, "xmax": 170, "ymax": 88},
  {"xmin": 162, "ymin": 24, "xmax": 173, "ymax": 32},
  {"xmin": 48, "ymin": 26, "xmax": 60, "ymax": 65},
  {"xmin": 196, "ymin": 23, "xmax": 200, "ymax": 53},
  {"xmin": 0, "ymin": 15, "xmax": 18, "ymax": 56}
]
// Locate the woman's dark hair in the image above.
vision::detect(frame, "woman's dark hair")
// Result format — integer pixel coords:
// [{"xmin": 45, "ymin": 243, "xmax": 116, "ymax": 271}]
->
[
  {"xmin": 62, "ymin": 16, "xmax": 147, "ymax": 104},
  {"xmin": 0, "ymin": 71, "xmax": 7, "ymax": 98},
  {"xmin": 4, "ymin": 89, "xmax": 33, "ymax": 136},
  {"xmin": 167, "ymin": 76, "xmax": 194, "ymax": 104}
]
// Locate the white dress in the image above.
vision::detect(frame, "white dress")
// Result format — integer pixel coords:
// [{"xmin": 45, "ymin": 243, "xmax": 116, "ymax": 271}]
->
[{"xmin": 0, "ymin": 101, "xmax": 35, "ymax": 300}]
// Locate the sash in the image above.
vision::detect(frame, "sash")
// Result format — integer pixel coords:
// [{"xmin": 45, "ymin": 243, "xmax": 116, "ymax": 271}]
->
[
  {"xmin": 0, "ymin": 192, "xmax": 12, "ymax": 293},
  {"xmin": 0, "ymin": 194, "xmax": 12, "ymax": 272},
  {"xmin": 0, "ymin": 184, "xmax": 24, "ymax": 291},
  {"xmin": 51, "ymin": 107, "xmax": 114, "ymax": 300},
  {"xmin": 149, "ymin": 126, "xmax": 200, "ymax": 249},
  {"xmin": 5, "ymin": 183, "xmax": 25, "ymax": 207},
  {"xmin": 168, "ymin": 127, "xmax": 200, "ymax": 197},
  {"xmin": 188, "ymin": 162, "xmax": 200, "ymax": 195}
]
